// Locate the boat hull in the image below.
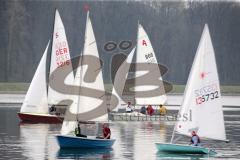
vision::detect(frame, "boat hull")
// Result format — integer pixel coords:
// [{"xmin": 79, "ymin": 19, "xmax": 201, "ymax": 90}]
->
[
  {"xmin": 155, "ymin": 143, "xmax": 216, "ymax": 154},
  {"xmin": 56, "ymin": 135, "xmax": 115, "ymax": 148},
  {"xmin": 18, "ymin": 112, "xmax": 64, "ymax": 123}
]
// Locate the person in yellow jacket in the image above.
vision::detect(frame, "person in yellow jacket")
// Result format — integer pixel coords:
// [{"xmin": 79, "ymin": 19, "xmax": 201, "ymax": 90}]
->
[{"xmin": 159, "ymin": 104, "xmax": 167, "ymax": 115}]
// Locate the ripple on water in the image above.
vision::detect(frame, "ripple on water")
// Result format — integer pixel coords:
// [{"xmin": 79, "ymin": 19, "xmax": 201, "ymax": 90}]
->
[{"xmin": 0, "ymin": 107, "xmax": 240, "ymax": 159}]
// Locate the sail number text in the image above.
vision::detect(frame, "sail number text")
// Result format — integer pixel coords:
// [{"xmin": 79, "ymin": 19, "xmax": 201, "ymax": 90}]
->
[
  {"xmin": 145, "ymin": 52, "xmax": 153, "ymax": 60},
  {"xmin": 195, "ymin": 91, "xmax": 219, "ymax": 105},
  {"xmin": 194, "ymin": 83, "xmax": 219, "ymax": 105},
  {"xmin": 55, "ymin": 41, "xmax": 71, "ymax": 68}
]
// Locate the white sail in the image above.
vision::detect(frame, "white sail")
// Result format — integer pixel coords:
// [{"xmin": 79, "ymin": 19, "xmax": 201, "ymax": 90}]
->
[
  {"xmin": 48, "ymin": 9, "xmax": 74, "ymax": 105},
  {"xmin": 61, "ymin": 52, "xmax": 83, "ymax": 135},
  {"xmin": 175, "ymin": 24, "xmax": 226, "ymax": 141},
  {"xmin": 78, "ymin": 11, "xmax": 106, "ymax": 122},
  {"xmin": 135, "ymin": 24, "xmax": 167, "ymax": 105},
  {"xmin": 111, "ymin": 47, "xmax": 136, "ymax": 112},
  {"xmin": 60, "ymin": 97, "xmax": 78, "ymax": 135},
  {"xmin": 20, "ymin": 42, "xmax": 49, "ymax": 114},
  {"xmin": 61, "ymin": 11, "xmax": 105, "ymax": 135}
]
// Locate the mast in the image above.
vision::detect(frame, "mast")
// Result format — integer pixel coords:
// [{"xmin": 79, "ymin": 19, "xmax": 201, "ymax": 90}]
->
[
  {"xmin": 76, "ymin": 10, "xmax": 90, "ymax": 121},
  {"xmin": 47, "ymin": 8, "xmax": 57, "ymax": 97},
  {"xmin": 134, "ymin": 20, "xmax": 139, "ymax": 106}
]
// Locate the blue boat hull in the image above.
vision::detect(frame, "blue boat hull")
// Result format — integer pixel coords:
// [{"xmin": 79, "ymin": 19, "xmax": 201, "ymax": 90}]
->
[
  {"xmin": 155, "ymin": 143, "xmax": 217, "ymax": 154},
  {"xmin": 56, "ymin": 135, "xmax": 116, "ymax": 148}
]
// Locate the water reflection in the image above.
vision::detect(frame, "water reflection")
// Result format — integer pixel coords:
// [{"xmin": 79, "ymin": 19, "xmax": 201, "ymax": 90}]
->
[
  {"xmin": 0, "ymin": 107, "xmax": 240, "ymax": 159},
  {"xmin": 57, "ymin": 148, "xmax": 113, "ymax": 159},
  {"xmin": 118, "ymin": 122, "xmax": 136, "ymax": 159},
  {"xmin": 159, "ymin": 123, "xmax": 166, "ymax": 143},
  {"xmin": 156, "ymin": 151, "xmax": 212, "ymax": 160},
  {"xmin": 20, "ymin": 123, "xmax": 50, "ymax": 159},
  {"xmin": 0, "ymin": 107, "xmax": 27, "ymax": 159}
]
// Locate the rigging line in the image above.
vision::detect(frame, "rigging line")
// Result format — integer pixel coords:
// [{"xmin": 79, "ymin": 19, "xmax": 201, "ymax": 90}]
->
[{"xmin": 76, "ymin": 11, "xmax": 90, "ymax": 122}]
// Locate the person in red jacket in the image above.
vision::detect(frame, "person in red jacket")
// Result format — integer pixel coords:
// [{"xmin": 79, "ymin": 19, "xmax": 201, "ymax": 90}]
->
[
  {"xmin": 102, "ymin": 123, "xmax": 111, "ymax": 139},
  {"xmin": 147, "ymin": 105, "xmax": 154, "ymax": 116}
]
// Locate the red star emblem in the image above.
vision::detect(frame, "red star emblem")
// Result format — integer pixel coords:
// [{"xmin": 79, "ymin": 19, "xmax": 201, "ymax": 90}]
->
[{"xmin": 200, "ymin": 72, "xmax": 206, "ymax": 79}]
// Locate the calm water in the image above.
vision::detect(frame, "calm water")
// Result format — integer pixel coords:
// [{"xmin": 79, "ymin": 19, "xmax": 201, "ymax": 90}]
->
[{"xmin": 0, "ymin": 105, "xmax": 240, "ymax": 160}]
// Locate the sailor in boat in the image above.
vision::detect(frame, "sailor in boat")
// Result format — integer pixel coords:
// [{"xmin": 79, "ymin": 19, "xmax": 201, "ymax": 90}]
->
[
  {"xmin": 75, "ymin": 123, "xmax": 87, "ymax": 138},
  {"xmin": 140, "ymin": 106, "xmax": 146, "ymax": 114},
  {"xmin": 49, "ymin": 105, "xmax": 60, "ymax": 115},
  {"xmin": 159, "ymin": 104, "xmax": 167, "ymax": 116},
  {"xmin": 147, "ymin": 105, "xmax": 154, "ymax": 116},
  {"xmin": 126, "ymin": 102, "xmax": 133, "ymax": 113},
  {"xmin": 103, "ymin": 123, "xmax": 111, "ymax": 139},
  {"xmin": 190, "ymin": 131, "xmax": 201, "ymax": 146},
  {"xmin": 49, "ymin": 105, "xmax": 56, "ymax": 114},
  {"xmin": 49, "ymin": 105, "xmax": 63, "ymax": 116},
  {"xmin": 96, "ymin": 123, "xmax": 111, "ymax": 139}
]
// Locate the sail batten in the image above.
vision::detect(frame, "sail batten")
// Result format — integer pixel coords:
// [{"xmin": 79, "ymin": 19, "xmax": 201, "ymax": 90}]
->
[{"xmin": 175, "ymin": 24, "xmax": 226, "ymax": 141}]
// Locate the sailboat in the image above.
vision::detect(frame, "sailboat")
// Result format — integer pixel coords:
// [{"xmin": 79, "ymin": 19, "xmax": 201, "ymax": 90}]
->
[
  {"xmin": 18, "ymin": 9, "xmax": 74, "ymax": 123},
  {"xmin": 56, "ymin": 11, "xmax": 115, "ymax": 148},
  {"xmin": 155, "ymin": 24, "xmax": 228, "ymax": 154},
  {"xmin": 109, "ymin": 23, "xmax": 167, "ymax": 121}
]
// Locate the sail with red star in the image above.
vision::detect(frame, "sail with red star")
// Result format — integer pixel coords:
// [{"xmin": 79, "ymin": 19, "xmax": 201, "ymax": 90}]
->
[{"xmin": 174, "ymin": 24, "xmax": 226, "ymax": 141}]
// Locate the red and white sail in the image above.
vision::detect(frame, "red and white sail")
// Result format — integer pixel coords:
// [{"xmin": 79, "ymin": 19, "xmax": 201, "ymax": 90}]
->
[{"xmin": 48, "ymin": 9, "xmax": 74, "ymax": 105}]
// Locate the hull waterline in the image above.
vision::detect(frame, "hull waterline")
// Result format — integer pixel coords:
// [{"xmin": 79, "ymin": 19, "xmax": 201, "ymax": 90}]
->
[
  {"xmin": 155, "ymin": 143, "xmax": 217, "ymax": 154},
  {"xmin": 18, "ymin": 112, "xmax": 64, "ymax": 123},
  {"xmin": 56, "ymin": 135, "xmax": 115, "ymax": 148}
]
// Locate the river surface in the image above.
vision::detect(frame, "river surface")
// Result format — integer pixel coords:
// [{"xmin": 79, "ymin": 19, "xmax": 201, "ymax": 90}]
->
[{"xmin": 0, "ymin": 105, "xmax": 240, "ymax": 160}]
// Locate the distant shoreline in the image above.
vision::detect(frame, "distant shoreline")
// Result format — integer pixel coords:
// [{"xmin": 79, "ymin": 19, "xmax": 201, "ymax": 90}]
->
[
  {"xmin": 1, "ymin": 93, "xmax": 240, "ymax": 107},
  {"xmin": 1, "ymin": 82, "xmax": 240, "ymax": 95}
]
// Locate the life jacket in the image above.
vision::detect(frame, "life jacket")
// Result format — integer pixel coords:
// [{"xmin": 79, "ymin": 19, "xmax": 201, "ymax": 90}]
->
[
  {"xmin": 75, "ymin": 126, "xmax": 81, "ymax": 135},
  {"xmin": 191, "ymin": 135, "xmax": 201, "ymax": 144}
]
